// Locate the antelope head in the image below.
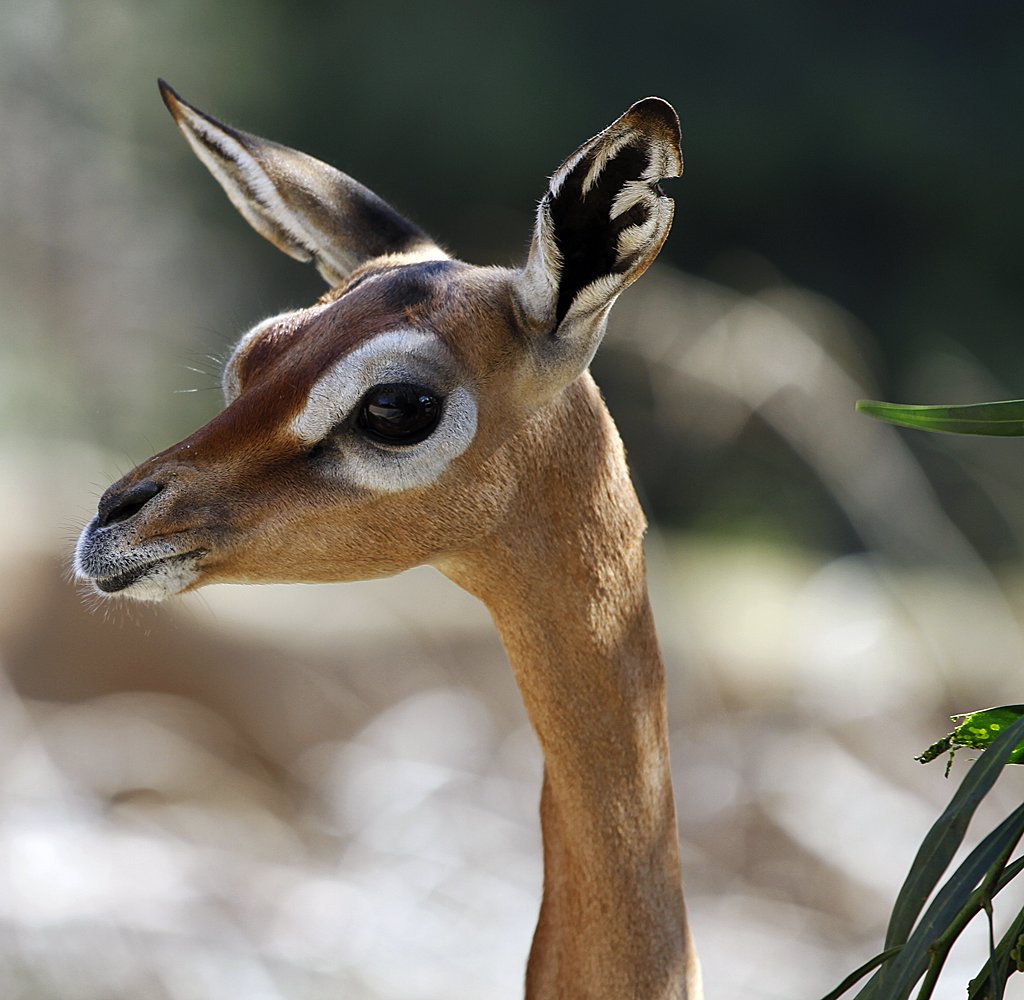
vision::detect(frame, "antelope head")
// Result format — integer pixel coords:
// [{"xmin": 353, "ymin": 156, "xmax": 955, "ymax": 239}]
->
[{"xmin": 75, "ymin": 82, "xmax": 682, "ymax": 601}]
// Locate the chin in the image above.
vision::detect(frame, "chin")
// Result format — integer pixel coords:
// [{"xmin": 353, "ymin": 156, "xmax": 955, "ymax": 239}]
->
[{"xmin": 75, "ymin": 540, "xmax": 205, "ymax": 602}]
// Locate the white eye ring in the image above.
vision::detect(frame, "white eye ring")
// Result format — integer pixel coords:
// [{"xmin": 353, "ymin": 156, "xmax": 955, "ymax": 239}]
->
[{"xmin": 291, "ymin": 330, "xmax": 478, "ymax": 493}]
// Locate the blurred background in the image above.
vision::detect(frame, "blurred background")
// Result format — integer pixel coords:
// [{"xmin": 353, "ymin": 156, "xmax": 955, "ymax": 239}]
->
[{"xmin": 4, "ymin": 1, "xmax": 1024, "ymax": 997}]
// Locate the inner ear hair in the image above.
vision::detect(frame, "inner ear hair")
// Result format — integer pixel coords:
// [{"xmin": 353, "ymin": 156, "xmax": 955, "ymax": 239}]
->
[
  {"xmin": 549, "ymin": 140, "xmax": 656, "ymax": 325},
  {"xmin": 518, "ymin": 97, "xmax": 682, "ymax": 345}
]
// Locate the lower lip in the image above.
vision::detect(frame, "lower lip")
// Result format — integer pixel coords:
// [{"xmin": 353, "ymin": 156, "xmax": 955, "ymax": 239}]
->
[{"xmin": 94, "ymin": 551, "xmax": 203, "ymax": 593}]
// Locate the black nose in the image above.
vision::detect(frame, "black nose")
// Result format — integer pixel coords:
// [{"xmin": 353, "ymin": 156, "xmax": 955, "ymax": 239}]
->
[{"xmin": 96, "ymin": 480, "xmax": 164, "ymax": 527}]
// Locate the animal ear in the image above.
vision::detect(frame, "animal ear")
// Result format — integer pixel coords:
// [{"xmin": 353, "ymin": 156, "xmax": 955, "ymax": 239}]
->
[
  {"xmin": 516, "ymin": 98, "xmax": 682, "ymax": 375},
  {"xmin": 158, "ymin": 80, "xmax": 447, "ymax": 286}
]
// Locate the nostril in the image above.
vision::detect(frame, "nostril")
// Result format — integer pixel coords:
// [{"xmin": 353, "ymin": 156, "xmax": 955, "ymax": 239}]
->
[{"xmin": 97, "ymin": 480, "xmax": 164, "ymax": 528}]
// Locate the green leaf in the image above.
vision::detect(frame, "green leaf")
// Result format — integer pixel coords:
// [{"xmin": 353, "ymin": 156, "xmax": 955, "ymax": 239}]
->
[
  {"xmin": 884, "ymin": 714, "xmax": 1024, "ymax": 951},
  {"xmin": 918, "ymin": 706, "xmax": 1024, "ymax": 767},
  {"xmin": 863, "ymin": 799, "xmax": 1024, "ymax": 997},
  {"xmin": 967, "ymin": 896, "xmax": 1024, "ymax": 1000},
  {"xmin": 856, "ymin": 399, "xmax": 1024, "ymax": 436},
  {"xmin": 816, "ymin": 947, "xmax": 901, "ymax": 1000},
  {"xmin": 949, "ymin": 707, "xmax": 1024, "ymax": 761}
]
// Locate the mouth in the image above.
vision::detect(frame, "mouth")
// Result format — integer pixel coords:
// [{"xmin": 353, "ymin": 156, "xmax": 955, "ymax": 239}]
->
[{"xmin": 91, "ymin": 550, "xmax": 207, "ymax": 597}]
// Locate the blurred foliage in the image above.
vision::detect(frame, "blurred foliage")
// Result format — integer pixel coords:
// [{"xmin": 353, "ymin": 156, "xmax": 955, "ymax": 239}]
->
[{"xmin": 859, "ymin": 398, "xmax": 1024, "ymax": 436}]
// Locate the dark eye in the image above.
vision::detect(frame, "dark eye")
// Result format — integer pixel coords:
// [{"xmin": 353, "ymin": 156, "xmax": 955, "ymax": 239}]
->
[{"xmin": 357, "ymin": 383, "xmax": 442, "ymax": 445}]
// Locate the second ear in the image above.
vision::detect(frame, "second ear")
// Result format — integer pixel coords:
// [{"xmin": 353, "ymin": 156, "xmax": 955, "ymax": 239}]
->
[
  {"xmin": 158, "ymin": 79, "xmax": 447, "ymax": 285},
  {"xmin": 516, "ymin": 97, "xmax": 682, "ymax": 375}
]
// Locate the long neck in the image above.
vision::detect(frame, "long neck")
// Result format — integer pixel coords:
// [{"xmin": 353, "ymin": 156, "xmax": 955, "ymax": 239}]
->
[{"xmin": 441, "ymin": 375, "xmax": 702, "ymax": 1000}]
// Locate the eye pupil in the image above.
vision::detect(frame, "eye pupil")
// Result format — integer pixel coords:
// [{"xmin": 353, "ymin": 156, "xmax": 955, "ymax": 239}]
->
[{"xmin": 359, "ymin": 383, "xmax": 442, "ymax": 444}]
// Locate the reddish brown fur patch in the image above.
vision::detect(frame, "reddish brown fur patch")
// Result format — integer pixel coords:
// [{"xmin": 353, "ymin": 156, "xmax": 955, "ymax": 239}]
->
[{"xmin": 237, "ymin": 261, "xmax": 470, "ymax": 395}]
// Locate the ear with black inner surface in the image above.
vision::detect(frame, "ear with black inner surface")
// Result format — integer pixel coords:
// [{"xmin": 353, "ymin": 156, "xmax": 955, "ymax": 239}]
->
[{"xmin": 548, "ymin": 141, "xmax": 655, "ymax": 325}]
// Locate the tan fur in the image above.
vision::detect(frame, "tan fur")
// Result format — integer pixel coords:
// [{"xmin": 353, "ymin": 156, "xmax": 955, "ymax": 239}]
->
[
  {"xmin": 77, "ymin": 89, "xmax": 700, "ymax": 998},
  {"xmin": 439, "ymin": 378, "xmax": 701, "ymax": 998}
]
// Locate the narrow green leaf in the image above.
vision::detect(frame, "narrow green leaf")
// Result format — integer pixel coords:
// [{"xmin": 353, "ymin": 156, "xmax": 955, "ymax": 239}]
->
[
  {"xmin": 967, "ymin": 901, "xmax": 1024, "ymax": 1000},
  {"xmin": 884, "ymin": 715, "xmax": 1024, "ymax": 951},
  {"xmin": 816, "ymin": 946, "xmax": 901, "ymax": 1000},
  {"xmin": 851, "ymin": 854, "xmax": 1024, "ymax": 1000},
  {"xmin": 994, "ymin": 856, "xmax": 1024, "ymax": 894},
  {"xmin": 856, "ymin": 399, "xmax": 1024, "ymax": 436},
  {"xmin": 864, "ymin": 800, "xmax": 1024, "ymax": 997}
]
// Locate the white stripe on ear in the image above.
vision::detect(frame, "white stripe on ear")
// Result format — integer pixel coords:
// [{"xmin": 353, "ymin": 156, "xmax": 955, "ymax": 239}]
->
[
  {"xmin": 159, "ymin": 81, "xmax": 448, "ymax": 286},
  {"xmin": 569, "ymin": 133, "xmax": 635, "ymax": 199},
  {"xmin": 169, "ymin": 99, "xmax": 324, "ymax": 269},
  {"xmin": 517, "ymin": 97, "xmax": 682, "ymax": 383}
]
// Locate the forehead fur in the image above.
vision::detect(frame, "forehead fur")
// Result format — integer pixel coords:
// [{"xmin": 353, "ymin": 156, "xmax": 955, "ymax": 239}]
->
[{"xmin": 233, "ymin": 260, "xmax": 522, "ymax": 400}]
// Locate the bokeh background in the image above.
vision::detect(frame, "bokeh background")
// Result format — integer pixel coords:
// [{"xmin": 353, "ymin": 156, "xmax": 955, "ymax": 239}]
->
[{"xmin": 4, "ymin": 2, "xmax": 1024, "ymax": 997}]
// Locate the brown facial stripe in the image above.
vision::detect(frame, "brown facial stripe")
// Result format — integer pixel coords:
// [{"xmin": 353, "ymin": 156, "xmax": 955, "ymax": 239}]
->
[{"xmin": 236, "ymin": 259, "xmax": 468, "ymax": 399}]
